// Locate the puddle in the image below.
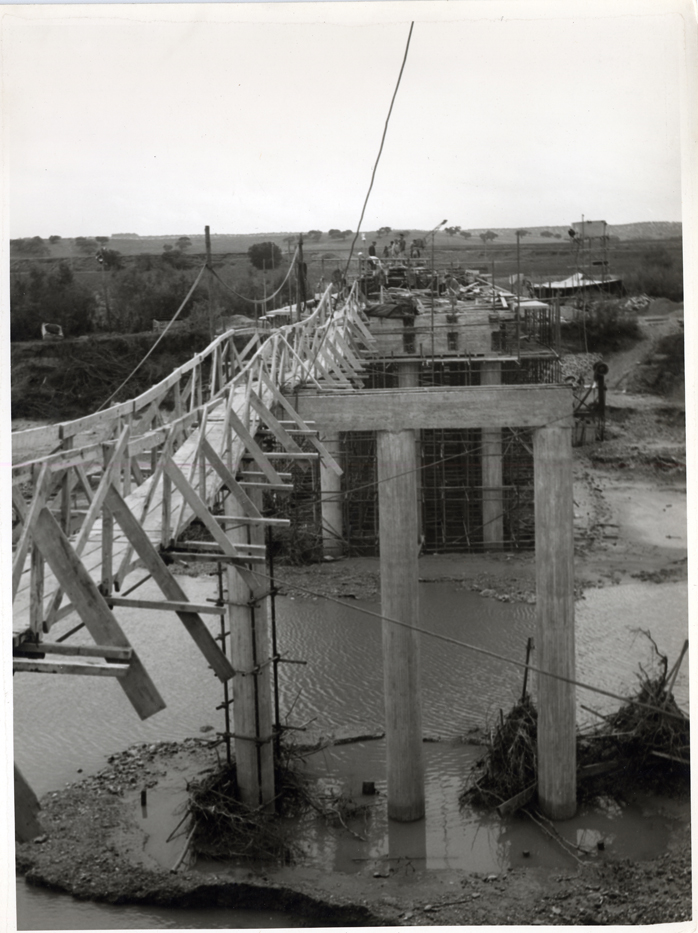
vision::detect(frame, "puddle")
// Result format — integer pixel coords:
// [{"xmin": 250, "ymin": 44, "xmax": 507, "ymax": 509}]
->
[{"xmin": 193, "ymin": 738, "xmax": 678, "ymax": 879}]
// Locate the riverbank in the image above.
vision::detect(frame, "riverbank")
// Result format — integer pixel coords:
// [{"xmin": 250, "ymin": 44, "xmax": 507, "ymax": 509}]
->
[
  {"xmin": 15, "ymin": 732, "xmax": 691, "ymax": 926},
  {"xmin": 14, "ymin": 318, "xmax": 690, "ymax": 925}
]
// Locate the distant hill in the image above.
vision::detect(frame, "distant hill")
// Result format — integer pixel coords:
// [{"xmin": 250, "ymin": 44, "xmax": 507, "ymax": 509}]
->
[
  {"xmin": 10, "ymin": 221, "xmax": 682, "ymax": 262},
  {"xmin": 454, "ymin": 222, "xmax": 682, "ymax": 243}
]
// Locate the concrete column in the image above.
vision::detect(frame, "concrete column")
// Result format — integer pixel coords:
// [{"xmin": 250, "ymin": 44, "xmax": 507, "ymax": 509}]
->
[
  {"xmin": 396, "ymin": 362, "xmax": 423, "ymax": 544},
  {"xmin": 377, "ymin": 429, "xmax": 425, "ymax": 821},
  {"xmin": 480, "ymin": 361, "xmax": 503, "ymax": 549},
  {"xmin": 533, "ymin": 422, "xmax": 576, "ymax": 819},
  {"xmin": 225, "ymin": 486, "xmax": 275, "ymax": 810},
  {"xmin": 319, "ymin": 431, "xmax": 344, "ymax": 558}
]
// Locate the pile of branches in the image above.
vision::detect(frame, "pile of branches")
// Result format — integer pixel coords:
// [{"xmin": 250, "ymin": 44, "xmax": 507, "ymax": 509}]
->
[
  {"xmin": 460, "ymin": 695, "xmax": 538, "ymax": 810},
  {"xmin": 461, "ymin": 635, "xmax": 689, "ymax": 813},
  {"xmin": 186, "ymin": 744, "xmax": 371, "ymax": 863},
  {"xmin": 186, "ymin": 761, "xmax": 305, "ymax": 862},
  {"xmin": 578, "ymin": 634, "xmax": 689, "ymax": 796}
]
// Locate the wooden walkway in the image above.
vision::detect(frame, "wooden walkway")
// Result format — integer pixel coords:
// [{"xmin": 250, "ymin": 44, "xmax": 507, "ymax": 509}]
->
[{"xmin": 11, "ymin": 284, "xmax": 374, "ymax": 718}]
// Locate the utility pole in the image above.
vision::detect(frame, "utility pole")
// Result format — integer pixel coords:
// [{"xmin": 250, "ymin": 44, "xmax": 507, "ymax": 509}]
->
[
  {"xmin": 296, "ymin": 233, "xmax": 304, "ymax": 323},
  {"xmin": 205, "ymin": 225, "xmax": 214, "ymax": 341},
  {"xmin": 516, "ymin": 230, "xmax": 522, "ymax": 354}
]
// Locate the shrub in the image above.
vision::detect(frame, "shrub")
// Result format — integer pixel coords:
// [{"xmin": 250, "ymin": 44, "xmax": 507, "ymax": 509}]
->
[
  {"xmin": 623, "ymin": 246, "xmax": 683, "ymax": 301},
  {"xmin": 109, "ymin": 266, "xmax": 204, "ymax": 332},
  {"xmin": 561, "ymin": 299, "xmax": 640, "ymax": 353},
  {"xmin": 10, "ymin": 262, "xmax": 96, "ymax": 340}
]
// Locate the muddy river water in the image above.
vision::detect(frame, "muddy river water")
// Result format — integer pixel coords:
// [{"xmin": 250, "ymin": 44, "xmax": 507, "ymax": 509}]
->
[{"xmin": 14, "ymin": 574, "xmax": 688, "ymax": 929}]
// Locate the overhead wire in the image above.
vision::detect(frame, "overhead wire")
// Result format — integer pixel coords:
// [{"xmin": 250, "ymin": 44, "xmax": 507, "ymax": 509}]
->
[
  {"xmin": 96, "ymin": 261, "xmax": 208, "ymax": 412},
  {"xmin": 343, "ymin": 22, "xmax": 414, "ymax": 279},
  {"xmin": 210, "ymin": 248, "xmax": 299, "ymax": 307},
  {"xmin": 243, "ymin": 563, "xmax": 688, "ymax": 723}
]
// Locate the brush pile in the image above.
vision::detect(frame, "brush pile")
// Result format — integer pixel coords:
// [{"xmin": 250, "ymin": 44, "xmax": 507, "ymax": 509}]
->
[
  {"xmin": 460, "ymin": 696, "xmax": 538, "ymax": 809},
  {"xmin": 186, "ymin": 761, "xmax": 306, "ymax": 862},
  {"xmin": 461, "ymin": 635, "xmax": 689, "ymax": 812},
  {"xmin": 186, "ymin": 745, "xmax": 372, "ymax": 863},
  {"xmin": 577, "ymin": 635, "xmax": 689, "ymax": 796}
]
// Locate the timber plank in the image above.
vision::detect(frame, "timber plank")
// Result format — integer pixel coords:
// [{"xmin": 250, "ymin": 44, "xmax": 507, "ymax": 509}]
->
[
  {"xmin": 13, "ymin": 659, "xmax": 130, "ymax": 677},
  {"xmin": 105, "ymin": 485, "xmax": 235, "ymax": 682},
  {"xmin": 30, "ymin": 506, "xmax": 166, "ymax": 719}
]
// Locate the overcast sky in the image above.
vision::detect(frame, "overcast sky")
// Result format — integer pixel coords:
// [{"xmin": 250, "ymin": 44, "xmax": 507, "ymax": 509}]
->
[{"xmin": 1, "ymin": 1, "xmax": 691, "ymax": 238}]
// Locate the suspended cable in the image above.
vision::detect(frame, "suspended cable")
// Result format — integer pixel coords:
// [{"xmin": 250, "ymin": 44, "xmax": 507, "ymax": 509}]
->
[
  {"xmin": 210, "ymin": 248, "xmax": 299, "ymax": 307},
  {"xmin": 343, "ymin": 22, "xmax": 414, "ymax": 278},
  {"xmin": 97, "ymin": 262, "xmax": 208, "ymax": 412},
  {"xmin": 245, "ymin": 565, "xmax": 687, "ymax": 723}
]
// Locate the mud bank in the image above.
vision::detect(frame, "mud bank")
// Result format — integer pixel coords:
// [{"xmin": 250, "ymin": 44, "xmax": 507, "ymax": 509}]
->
[{"xmin": 16, "ymin": 735, "xmax": 691, "ymax": 926}]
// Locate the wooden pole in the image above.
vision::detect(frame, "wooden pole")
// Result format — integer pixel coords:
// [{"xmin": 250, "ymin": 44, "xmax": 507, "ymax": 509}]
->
[
  {"xmin": 205, "ymin": 225, "xmax": 214, "ymax": 341},
  {"xmin": 533, "ymin": 421, "xmax": 576, "ymax": 819},
  {"xmin": 480, "ymin": 361, "xmax": 503, "ymax": 549},
  {"xmin": 296, "ymin": 234, "xmax": 304, "ymax": 323},
  {"xmin": 225, "ymin": 484, "xmax": 275, "ymax": 810},
  {"xmin": 377, "ymin": 429, "xmax": 425, "ymax": 821},
  {"xmin": 319, "ymin": 431, "xmax": 343, "ymax": 558}
]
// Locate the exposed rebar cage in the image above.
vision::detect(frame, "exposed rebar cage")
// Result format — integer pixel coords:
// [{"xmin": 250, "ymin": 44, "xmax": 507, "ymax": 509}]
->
[
  {"xmin": 339, "ymin": 426, "xmax": 534, "ymax": 555},
  {"xmin": 421, "ymin": 428, "xmax": 483, "ymax": 551},
  {"xmin": 361, "ymin": 357, "xmax": 560, "ymax": 391}
]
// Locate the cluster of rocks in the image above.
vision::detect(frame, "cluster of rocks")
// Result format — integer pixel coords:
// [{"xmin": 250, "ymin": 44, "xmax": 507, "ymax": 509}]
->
[
  {"xmin": 621, "ymin": 293, "xmax": 652, "ymax": 312},
  {"xmin": 56, "ymin": 738, "xmax": 215, "ymax": 800},
  {"xmin": 560, "ymin": 352, "xmax": 603, "ymax": 384}
]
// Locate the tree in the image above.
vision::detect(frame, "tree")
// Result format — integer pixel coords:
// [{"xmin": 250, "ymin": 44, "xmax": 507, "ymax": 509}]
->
[
  {"xmin": 10, "ymin": 261, "xmax": 96, "ymax": 340},
  {"xmin": 248, "ymin": 241, "xmax": 283, "ymax": 270},
  {"xmin": 540, "ymin": 230, "xmax": 553, "ymax": 238},
  {"xmin": 328, "ymin": 229, "xmax": 342, "ymax": 239},
  {"xmin": 96, "ymin": 236, "xmax": 110, "ymax": 245},
  {"xmin": 377, "ymin": 226, "xmax": 392, "ymax": 237},
  {"xmin": 515, "ymin": 229, "xmax": 530, "ymax": 239},
  {"xmin": 10, "ymin": 237, "xmax": 49, "ymax": 257},
  {"xmin": 459, "ymin": 231, "xmax": 472, "ymax": 240},
  {"xmin": 479, "ymin": 231, "xmax": 498, "ymax": 244},
  {"xmin": 445, "ymin": 225, "xmax": 461, "ymax": 236},
  {"xmin": 306, "ymin": 230, "xmax": 322, "ymax": 242},
  {"xmin": 163, "ymin": 244, "xmax": 173, "ymax": 252},
  {"xmin": 96, "ymin": 248, "xmax": 123, "ymax": 271},
  {"xmin": 176, "ymin": 236, "xmax": 192, "ymax": 251},
  {"xmin": 49, "ymin": 235, "xmax": 62, "ymax": 245},
  {"xmin": 75, "ymin": 236, "xmax": 98, "ymax": 254}
]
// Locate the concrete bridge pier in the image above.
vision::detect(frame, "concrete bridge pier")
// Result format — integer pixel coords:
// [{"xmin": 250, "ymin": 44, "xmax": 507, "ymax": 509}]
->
[
  {"xmin": 377, "ymin": 428, "xmax": 425, "ymax": 821},
  {"xmin": 480, "ymin": 361, "xmax": 503, "ymax": 549},
  {"xmin": 319, "ymin": 431, "xmax": 344, "ymax": 558},
  {"xmin": 534, "ymin": 421, "xmax": 576, "ymax": 819},
  {"xmin": 225, "ymin": 487, "xmax": 275, "ymax": 811},
  {"xmin": 396, "ymin": 362, "xmax": 423, "ymax": 545}
]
